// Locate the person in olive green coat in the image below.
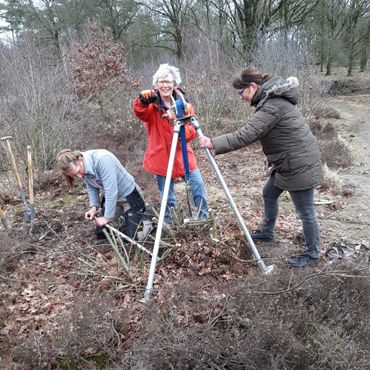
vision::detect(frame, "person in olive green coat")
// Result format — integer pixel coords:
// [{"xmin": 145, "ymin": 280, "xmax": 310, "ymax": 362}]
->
[{"xmin": 199, "ymin": 66, "xmax": 323, "ymax": 267}]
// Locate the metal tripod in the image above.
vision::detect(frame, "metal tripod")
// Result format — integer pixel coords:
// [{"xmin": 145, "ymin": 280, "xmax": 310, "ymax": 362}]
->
[{"xmin": 143, "ymin": 115, "xmax": 274, "ymax": 301}]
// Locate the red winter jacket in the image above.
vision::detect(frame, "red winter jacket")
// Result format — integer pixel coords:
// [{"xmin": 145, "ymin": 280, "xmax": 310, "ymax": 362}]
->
[{"xmin": 133, "ymin": 95, "xmax": 198, "ymax": 178}]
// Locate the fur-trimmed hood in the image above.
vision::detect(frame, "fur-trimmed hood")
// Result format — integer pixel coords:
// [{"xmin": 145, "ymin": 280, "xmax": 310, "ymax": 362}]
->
[{"xmin": 252, "ymin": 76, "xmax": 300, "ymax": 109}]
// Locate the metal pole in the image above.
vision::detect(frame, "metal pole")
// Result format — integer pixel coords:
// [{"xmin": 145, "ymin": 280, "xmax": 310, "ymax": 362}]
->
[
  {"xmin": 104, "ymin": 224, "xmax": 154, "ymax": 257},
  {"xmin": 191, "ymin": 117, "xmax": 274, "ymax": 275},
  {"xmin": 143, "ymin": 120, "xmax": 182, "ymax": 301}
]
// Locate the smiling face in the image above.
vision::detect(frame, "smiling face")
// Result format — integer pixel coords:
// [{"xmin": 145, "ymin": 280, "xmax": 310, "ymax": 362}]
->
[{"xmin": 156, "ymin": 73, "xmax": 175, "ymax": 100}]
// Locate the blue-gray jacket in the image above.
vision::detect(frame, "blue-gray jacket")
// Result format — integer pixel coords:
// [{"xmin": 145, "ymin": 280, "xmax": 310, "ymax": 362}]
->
[{"xmin": 82, "ymin": 150, "xmax": 135, "ymax": 220}]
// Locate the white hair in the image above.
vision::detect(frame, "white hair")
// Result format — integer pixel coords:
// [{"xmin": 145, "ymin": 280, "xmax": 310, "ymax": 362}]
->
[{"xmin": 152, "ymin": 63, "xmax": 182, "ymax": 87}]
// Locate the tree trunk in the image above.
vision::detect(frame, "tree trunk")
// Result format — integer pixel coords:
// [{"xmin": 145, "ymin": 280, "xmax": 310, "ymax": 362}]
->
[
  {"xmin": 360, "ymin": 19, "xmax": 370, "ymax": 72},
  {"xmin": 325, "ymin": 48, "xmax": 332, "ymax": 76},
  {"xmin": 360, "ymin": 53, "xmax": 367, "ymax": 72},
  {"xmin": 347, "ymin": 41, "xmax": 355, "ymax": 76}
]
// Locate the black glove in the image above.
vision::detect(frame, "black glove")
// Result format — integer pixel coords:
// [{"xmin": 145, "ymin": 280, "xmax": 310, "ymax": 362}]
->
[{"xmin": 139, "ymin": 90, "xmax": 158, "ymax": 105}]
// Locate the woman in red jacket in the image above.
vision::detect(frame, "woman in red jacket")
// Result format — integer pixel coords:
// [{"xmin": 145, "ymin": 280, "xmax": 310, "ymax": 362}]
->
[{"xmin": 133, "ymin": 63, "xmax": 208, "ymax": 224}]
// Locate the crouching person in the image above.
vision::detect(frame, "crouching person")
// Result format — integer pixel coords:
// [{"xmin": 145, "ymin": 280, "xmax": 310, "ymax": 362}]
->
[{"xmin": 56, "ymin": 149, "xmax": 145, "ymax": 239}]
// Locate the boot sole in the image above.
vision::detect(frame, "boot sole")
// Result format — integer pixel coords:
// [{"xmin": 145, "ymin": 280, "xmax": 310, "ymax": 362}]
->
[{"xmin": 287, "ymin": 260, "xmax": 319, "ymax": 267}]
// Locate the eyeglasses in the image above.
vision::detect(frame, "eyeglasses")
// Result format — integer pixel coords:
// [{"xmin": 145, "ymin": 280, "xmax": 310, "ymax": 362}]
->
[
  {"xmin": 158, "ymin": 80, "xmax": 174, "ymax": 85},
  {"xmin": 238, "ymin": 89, "xmax": 245, "ymax": 96}
]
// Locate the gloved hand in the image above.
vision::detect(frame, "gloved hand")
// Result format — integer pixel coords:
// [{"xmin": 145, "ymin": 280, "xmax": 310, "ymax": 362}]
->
[
  {"xmin": 198, "ymin": 135, "xmax": 214, "ymax": 149},
  {"xmin": 139, "ymin": 90, "xmax": 158, "ymax": 105}
]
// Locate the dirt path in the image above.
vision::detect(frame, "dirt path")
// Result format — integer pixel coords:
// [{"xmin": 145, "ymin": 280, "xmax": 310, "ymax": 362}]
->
[{"xmin": 321, "ymin": 94, "xmax": 370, "ymax": 243}]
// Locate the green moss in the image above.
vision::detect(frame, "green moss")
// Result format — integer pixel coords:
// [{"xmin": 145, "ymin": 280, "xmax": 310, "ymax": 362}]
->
[{"xmin": 58, "ymin": 353, "xmax": 109, "ymax": 369}]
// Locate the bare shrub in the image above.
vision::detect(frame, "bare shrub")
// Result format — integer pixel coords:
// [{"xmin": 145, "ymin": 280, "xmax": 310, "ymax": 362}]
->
[
  {"xmin": 310, "ymin": 120, "xmax": 338, "ymax": 140},
  {"xmin": 320, "ymin": 135, "xmax": 353, "ymax": 168},
  {"xmin": 11, "ymin": 297, "xmax": 129, "ymax": 369},
  {"xmin": 328, "ymin": 79, "xmax": 370, "ymax": 95},
  {"xmin": 183, "ymin": 68, "xmax": 249, "ymax": 137},
  {"xmin": 310, "ymin": 120, "xmax": 353, "ymax": 173},
  {"xmin": 313, "ymin": 105, "xmax": 341, "ymax": 119},
  {"xmin": 252, "ymin": 35, "xmax": 330, "ymax": 120},
  {"xmin": 319, "ymin": 163, "xmax": 343, "ymax": 194},
  {"xmin": 0, "ymin": 35, "xmax": 84, "ymax": 172}
]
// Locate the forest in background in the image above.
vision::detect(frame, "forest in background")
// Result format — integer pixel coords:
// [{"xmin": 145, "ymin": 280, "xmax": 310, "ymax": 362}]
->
[{"xmin": 1, "ymin": 0, "xmax": 370, "ymax": 75}]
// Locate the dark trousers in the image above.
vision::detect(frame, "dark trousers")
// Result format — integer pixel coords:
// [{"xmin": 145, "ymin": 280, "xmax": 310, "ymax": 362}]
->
[
  {"xmin": 261, "ymin": 174, "xmax": 320, "ymax": 257},
  {"xmin": 123, "ymin": 187, "xmax": 145, "ymax": 238},
  {"xmin": 96, "ymin": 187, "xmax": 145, "ymax": 240}
]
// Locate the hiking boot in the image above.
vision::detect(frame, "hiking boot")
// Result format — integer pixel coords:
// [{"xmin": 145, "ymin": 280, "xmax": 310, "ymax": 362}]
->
[
  {"xmin": 251, "ymin": 229, "xmax": 274, "ymax": 242},
  {"xmin": 287, "ymin": 254, "xmax": 319, "ymax": 267}
]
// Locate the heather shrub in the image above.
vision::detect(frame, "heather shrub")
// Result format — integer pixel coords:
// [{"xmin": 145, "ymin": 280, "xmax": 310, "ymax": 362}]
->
[
  {"xmin": 320, "ymin": 135, "xmax": 353, "ymax": 168},
  {"xmin": 117, "ymin": 263, "xmax": 370, "ymax": 369}
]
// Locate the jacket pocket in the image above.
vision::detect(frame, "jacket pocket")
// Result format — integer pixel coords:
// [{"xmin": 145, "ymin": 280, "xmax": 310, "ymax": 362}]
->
[
  {"xmin": 268, "ymin": 153, "xmax": 289, "ymax": 172},
  {"xmin": 149, "ymin": 143, "xmax": 165, "ymax": 157}
]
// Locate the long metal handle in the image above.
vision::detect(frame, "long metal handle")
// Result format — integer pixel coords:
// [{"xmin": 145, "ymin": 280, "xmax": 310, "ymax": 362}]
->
[
  {"xmin": 143, "ymin": 120, "xmax": 182, "ymax": 301},
  {"xmin": 191, "ymin": 117, "xmax": 274, "ymax": 275},
  {"xmin": 105, "ymin": 224, "xmax": 154, "ymax": 256}
]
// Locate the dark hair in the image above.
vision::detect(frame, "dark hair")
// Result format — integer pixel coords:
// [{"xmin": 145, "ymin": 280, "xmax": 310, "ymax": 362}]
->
[{"xmin": 232, "ymin": 67, "xmax": 272, "ymax": 89}]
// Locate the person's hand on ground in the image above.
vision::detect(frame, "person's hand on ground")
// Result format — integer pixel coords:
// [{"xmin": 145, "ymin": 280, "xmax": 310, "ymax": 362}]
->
[{"xmin": 95, "ymin": 216, "xmax": 109, "ymax": 227}]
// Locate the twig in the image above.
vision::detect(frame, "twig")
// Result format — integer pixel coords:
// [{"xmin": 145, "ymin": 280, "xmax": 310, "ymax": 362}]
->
[
  {"xmin": 103, "ymin": 228, "xmax": 131, "ymax": 277},
  {"xmin": 71, "ymin": 271, "xmax": 135, "ymax": 286},
  {"xmin": 254, "ymin": 268, "xmax": 370, "ymax": 295},
  {"xmin": 77, "ymin": 256, "xmax": 98, "ymax": 269},
  {"xmin": 111, "ymin": 319, "xmax": 122, "ymax": 347},
  {"xmin": 209, "ymin": 298, "xmax": 229, "ymax": 327}
]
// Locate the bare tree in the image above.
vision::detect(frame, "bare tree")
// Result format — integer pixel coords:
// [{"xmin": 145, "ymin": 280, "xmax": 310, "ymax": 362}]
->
[
  {"xmin": 359, "ymin": 17, "xmax": 370, "ymax": 71},
  {"xmin": 203, "ymin": 0, "xmax": 318, "ymax": 56},
  {"xmin": 344, "ymin": 0, "xmax": 370, "ymax": 76},
  {"xmin": 138, "ymin": 0, "xmax": 196, "ymax": 60},
  {"xmin": 323, "ymin": 0, "xmax": 347, "ymax": 76},
  {"xmin": 95, "ymin": 0, "xmax": 140, "ymax": 41}
]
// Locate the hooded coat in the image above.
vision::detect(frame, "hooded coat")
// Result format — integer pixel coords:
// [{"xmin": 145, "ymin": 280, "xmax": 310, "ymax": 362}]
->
[
  {"xmin": 133, "ymin": 89, "xmax": 198, "ymax": 179},
  {"xmin": 211, "ymin": 76, "xmax": 323, "ymax": 191}
]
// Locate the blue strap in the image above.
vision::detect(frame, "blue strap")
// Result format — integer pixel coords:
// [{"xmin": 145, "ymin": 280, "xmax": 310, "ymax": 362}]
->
[
  {"xmin": 175, "ymin": 98, "xmax": 184, "ymax": 119},
  {"xmin": 180, "ymin": 126, "xmax": 190, "ymax": 181},
  {"xmin": 175, "ymin": 97, "xmax": 190, "ymax": 180}
]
